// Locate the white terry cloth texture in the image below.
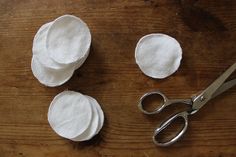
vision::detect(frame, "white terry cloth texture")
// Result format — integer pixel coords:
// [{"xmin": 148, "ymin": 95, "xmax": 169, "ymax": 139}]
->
[
  {"xmin": 135, "ymin": 33, "xmax": 182, "ymax": 79},
  {"xmin": 47, "ymin": 15, "xmax": 91, "ymax": 64},
  {"xmin": 48, "ymin": 91, "xmax": 104, "ymax": 141},
  {"xmin": 31, "ymin": 15, "xmax": 91, "ymax": 87}
]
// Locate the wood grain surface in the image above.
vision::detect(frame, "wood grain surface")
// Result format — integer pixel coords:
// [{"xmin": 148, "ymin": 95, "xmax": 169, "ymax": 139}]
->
[{"xmin": 0, "ymin": 0, "xmax": 236, "ymax": 156}]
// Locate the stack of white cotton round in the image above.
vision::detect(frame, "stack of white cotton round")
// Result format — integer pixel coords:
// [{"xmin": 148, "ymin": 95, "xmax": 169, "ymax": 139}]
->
[
  {"xmin": 31, "ymin": 15, "xmax": 91, "ymax": 87},
  {"xmin": 135, "ymin": 33, "xmax": 182, "ymax": 79},
  {"xmin": 48, "ymin": 91, "xmax": 104, "ymax": 141}
]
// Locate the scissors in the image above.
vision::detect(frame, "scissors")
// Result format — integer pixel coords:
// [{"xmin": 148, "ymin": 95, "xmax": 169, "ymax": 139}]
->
[{"xmin": 138, "ymin": 62, "xmax": 236, "ymax": 146}]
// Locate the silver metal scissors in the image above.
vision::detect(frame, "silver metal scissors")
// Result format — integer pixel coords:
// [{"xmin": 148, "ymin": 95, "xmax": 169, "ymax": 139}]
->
[{"xmin": 138, "ymin": 62, "xmax": 236, "ymax": 146}]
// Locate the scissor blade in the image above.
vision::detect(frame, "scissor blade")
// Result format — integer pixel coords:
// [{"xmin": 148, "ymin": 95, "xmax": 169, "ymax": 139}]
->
[
  {"xmin": 192, "ymin": 63, "xmax": 236, "ymax": 111},
  {"xmin": 212, "ymin": 79, "xmax": 236, "ymax": 99},
  {"xmin": 204, "ymin": 63, "xmax": 236, "ymax": 100}
]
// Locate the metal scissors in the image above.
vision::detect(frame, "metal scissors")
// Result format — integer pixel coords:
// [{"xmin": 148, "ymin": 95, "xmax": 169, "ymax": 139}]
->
[{"xmin": 138, "ymin": 62, "xmax": 236, "ymax": 146}]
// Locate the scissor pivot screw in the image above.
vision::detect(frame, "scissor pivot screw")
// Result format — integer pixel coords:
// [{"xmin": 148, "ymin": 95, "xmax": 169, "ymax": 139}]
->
[{"xmin": 200, "ymin": 95, "xmax": 205, "ymax": 101}]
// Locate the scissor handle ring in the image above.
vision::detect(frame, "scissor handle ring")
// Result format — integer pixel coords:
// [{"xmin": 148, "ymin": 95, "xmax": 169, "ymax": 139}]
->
[
  {"xmin": 152, "ymin": 111, "xmax": 188, "ymax": 147},
  {"xmin": 138, "ymin": 91, "xmax": 168, "ymax": 115}
]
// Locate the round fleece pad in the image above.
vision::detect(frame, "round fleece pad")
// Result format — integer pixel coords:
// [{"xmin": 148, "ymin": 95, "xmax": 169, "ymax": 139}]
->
[
  {"xmin": 135, "ymin": 33, "xmax": 182, "ymax": 79},
  {"xmin": 48, "ymin": 91, "xmax": 92, "ymax": 139},
  {"xmin": 47, "ymin": 15, "xmax": 91, "ymax": 64},
  {"xmin": 31, "ymin": 56, "xmax": 75, "ymax": 87},
  {"xmin": 33, "ymin": 22, "xmax": 72, "ymax": 70},
  {"xmin": 71, "ymin": 95, "xmax": 99, "ymax": 141}
]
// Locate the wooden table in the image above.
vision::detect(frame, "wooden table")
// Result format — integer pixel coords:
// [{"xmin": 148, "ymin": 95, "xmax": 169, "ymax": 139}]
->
[{"xmin": 0, "ymin": 0, "xmax": 235, "ymax": 156}]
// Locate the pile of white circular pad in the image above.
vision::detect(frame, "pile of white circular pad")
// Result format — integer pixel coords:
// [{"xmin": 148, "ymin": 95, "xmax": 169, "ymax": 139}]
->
[
  {"xmin": 31, "ymin": 15, "xmax": 91, "ymax": 87},
  {"xmin": 135, "ymin": 33, "xmax": 182, "ymax": 79},
  {"xmin": 48, "ymin": 91, "xmax": 104, "ymax": 141}
]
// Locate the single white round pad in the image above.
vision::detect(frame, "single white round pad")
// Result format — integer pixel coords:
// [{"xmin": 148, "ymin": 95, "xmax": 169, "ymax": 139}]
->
[
  {"xmin": 71, "ymin": 95, "xmax": 99, "ymax": 141},
  {"xmin": 33, "ymin": 22, "xmax": 72, "ymax": 70},
  {"xmin": 46, "ymin": 15, "xmax": 91, "ymax": 64},
  {"xmin": 31, "ymin": 56, "xmax": 75, "ymax": 87},
  {"xmin": 48, "ymin": 91, "xmax": 92, "ymax": 139},
  {"xmin": 135, "ymin": 33, "xmax": 182, "ymax": 79}
]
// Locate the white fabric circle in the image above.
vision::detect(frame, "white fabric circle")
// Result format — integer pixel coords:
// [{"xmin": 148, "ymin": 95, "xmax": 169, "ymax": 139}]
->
[
  {"xmin": 31, "ymin": 56, "xmax": 75, "ymax": 87},
  {"xmin": 32, "ymin": 22, "xmax": 72, "ymax": 70},
  {"xmin": 74, "ymin": 48, "xmax": 90, "ymax": 70},
  {"xmin": 135, "ymin": 33, "xmax": 182, "ymax": 79},
  {"xmin": 71, "ymin": 95, "xmax": 99, "ymax": 141},
  {"xmin": 86, "ymin": 95, "xmax": 102, "ymax": 136},
  {"xmin": 46, "ymin": 15, "xmax": 91, "ymax": 64},
  {"xmin": 88, "ymin": 96, "xmax": 104, "ymax": 134},
  {"xmin": 48, "ymin": 91, "xmax": 92, "ymax": 139}
]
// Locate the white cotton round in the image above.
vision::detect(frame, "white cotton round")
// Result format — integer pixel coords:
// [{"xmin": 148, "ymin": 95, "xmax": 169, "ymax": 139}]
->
[
  {"xmin": 86, "ymin": 96, "xmax": 104, "ymax": 135},
  {"xmin": 31, "ymin": 56, "xmax": 75, "ymax": 87},
  {"xmin": 74, "ymin": 48, "xmax": 90, "ymax": 70},
  {"xmin": 46, "ymin": 14, "xmax": 91, "ymax": 64},
  {"xmin": 32, "ymin": 22, "xmax": 72, "ymax": 70},
  {"xmin": 71, "ymin": 95, "xmax": 99, "ymax": 141},
  {"xmin": 32, "ymin": 22, "xmax": 51, "ymax": 55},
  {"xmin": 135, "ymin": 33, "xmax": 182, "ymax": 79},
  {"xmin": 48, "ymin": 91, "xmax": 92, "ymax": 140}
]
